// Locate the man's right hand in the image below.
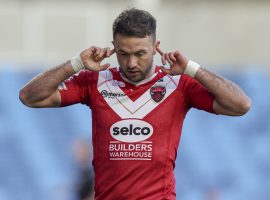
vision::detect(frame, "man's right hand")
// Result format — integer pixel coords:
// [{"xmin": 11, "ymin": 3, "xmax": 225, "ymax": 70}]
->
[
  {"xmin": 19, "ymin": 46, "xmax": 115, "ymax": 108},
  {"xmin": 80, "ymin": 46, "xmax": 115, "ymax": 72}
]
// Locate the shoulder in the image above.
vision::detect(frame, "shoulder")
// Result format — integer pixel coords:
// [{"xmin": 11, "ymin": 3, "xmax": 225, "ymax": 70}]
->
[
  {"xmin": 179, "ymin": 74, "xmax": 198, "ymax": 87},
  {"xmin": 98, "ymin": 67, "xmax": 119, "ymax": 80},
  {"xmin": 158, "ymin": 70, "xmax": 182, "ymax": 88},
  {"xmin": 74, "ymin": 68, "xmax": 118, "ymax": 82},
  {"xmin": 160, "ymin": 72, "xmax": 199, "ymax": 95}
]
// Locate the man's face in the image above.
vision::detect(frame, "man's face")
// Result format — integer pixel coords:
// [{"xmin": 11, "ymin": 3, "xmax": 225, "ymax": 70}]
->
[{"xmin": 113, "ymin": 34, "xmax": 157, "ymax": 82}]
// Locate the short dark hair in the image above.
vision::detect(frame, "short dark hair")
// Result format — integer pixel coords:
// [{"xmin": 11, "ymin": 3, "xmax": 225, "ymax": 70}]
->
[{"xmin": 113, "ymin": 8, "xmax": 156, "ymax": 41}]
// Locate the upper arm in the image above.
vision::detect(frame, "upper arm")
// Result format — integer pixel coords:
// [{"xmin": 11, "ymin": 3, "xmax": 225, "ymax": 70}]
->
[
  {"xmin": 20, "ymin": 70, "xmax": 94, "ymax": 108},
  {"xmin": 20, "ymin": 90, "xmax": 62, "ymax": 108},
  {"xmin": 182, "ymin": 75, "xmax": 216, "ymax": 114}
]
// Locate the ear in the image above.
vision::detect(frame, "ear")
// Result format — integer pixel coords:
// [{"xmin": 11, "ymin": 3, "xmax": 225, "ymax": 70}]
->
[{"xmin": 154, "ymin": 40, "xmax": 160, "ymax": 55}]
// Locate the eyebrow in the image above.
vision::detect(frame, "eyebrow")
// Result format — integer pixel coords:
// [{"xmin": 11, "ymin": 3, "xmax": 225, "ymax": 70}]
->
[{"xmin": 117, "ymin": 49, "xmax": 147, "ymax": 54}]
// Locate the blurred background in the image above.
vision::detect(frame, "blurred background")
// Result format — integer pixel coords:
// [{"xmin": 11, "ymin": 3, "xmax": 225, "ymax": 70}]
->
[{"xmin": 0, "ymin": 0, "xmax": 270, "ymax": 200}]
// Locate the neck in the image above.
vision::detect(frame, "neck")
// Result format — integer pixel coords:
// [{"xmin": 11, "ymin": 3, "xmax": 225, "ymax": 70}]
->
[{"xmin": 145, "ymin": 64, "xmax": 156, "ymax": 79}]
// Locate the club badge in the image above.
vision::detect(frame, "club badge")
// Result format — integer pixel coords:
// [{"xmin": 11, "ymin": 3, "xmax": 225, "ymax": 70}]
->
[{"xmin": 150, "ymin": 86, "xmax": 166, "ymax": 103}]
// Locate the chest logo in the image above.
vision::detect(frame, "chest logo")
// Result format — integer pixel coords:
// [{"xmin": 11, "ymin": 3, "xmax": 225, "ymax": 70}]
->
[{"xmin": 150, "ymin": 86, "xmax": 166, "ymax": 103}]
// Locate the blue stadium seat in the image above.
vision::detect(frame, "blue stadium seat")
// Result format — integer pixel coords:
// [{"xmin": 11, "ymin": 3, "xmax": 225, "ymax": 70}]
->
[{"xmin": 1, "ymin": 69, "xmax": 270, "ymax": 200}]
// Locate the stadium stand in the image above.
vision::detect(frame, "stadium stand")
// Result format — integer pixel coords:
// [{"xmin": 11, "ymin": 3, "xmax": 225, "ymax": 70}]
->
[{"xmin": 0, "ymin": 69, "xmax": 269, "ymax": 200}]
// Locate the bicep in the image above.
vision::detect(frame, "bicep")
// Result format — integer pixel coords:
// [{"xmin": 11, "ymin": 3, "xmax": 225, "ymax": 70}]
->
[{"xmin": 27, "ymin": 90, "xmax": 62, "ymax": 108}]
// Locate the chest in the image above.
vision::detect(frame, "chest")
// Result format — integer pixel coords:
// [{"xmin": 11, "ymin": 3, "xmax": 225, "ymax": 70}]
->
[{"xmin": 94, "ymin": 74, "xmax": 184, "ymax": 120}]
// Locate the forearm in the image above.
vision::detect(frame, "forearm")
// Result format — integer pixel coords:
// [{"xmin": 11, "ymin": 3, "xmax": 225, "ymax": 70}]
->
[
  {"xmin": 194, "ymin": 67, "xmax": 251, "ymax": 115},
  {"xmin": 20, "ymin": 60, "xmax": 75, "ymax": 105}
]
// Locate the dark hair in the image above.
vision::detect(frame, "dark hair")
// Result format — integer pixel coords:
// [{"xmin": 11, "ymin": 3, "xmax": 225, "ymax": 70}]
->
[{"xmin": 113, "ymin": 8, "xmax": 156, "ymax": 41}]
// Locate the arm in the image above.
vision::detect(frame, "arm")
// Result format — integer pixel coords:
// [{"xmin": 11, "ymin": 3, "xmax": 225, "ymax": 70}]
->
[
  {"xmin": 19, "ymin": 47, "xmax": 115, "ymax": 108},
  {"xmin": 156, "ymin": 44, "xmax": 251, "ymax": 116},
  {"xmin": 194, "ymin": 67, "xmax": 251, "ymax": 116},
  {"xmin": 19, "ymin": 61, "xmax": 74, "ymax": 108}
]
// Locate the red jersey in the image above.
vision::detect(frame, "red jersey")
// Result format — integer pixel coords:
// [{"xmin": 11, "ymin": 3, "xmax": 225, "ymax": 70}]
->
[{"xmin": 59, "ymin": 66, "xmax": 215, "ymax": 200}]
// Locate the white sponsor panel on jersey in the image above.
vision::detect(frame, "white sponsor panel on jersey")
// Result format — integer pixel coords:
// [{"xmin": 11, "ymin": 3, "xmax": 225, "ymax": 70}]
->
[
  {"xmin": 109, "ymin": 142, "xmax": 153, "ymax": 160},
  {"xmin": 109, "ymin": 119, "xmax": 154, "ymax": 160},
  {"xmin": 110, "ymin": 119, "xmax": 153, "ymax": 143}
]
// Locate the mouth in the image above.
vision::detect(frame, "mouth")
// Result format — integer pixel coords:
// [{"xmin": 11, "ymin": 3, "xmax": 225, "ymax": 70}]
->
[
  {"xmin": 128, "ymin": 70, "xmax": 139, "ymax": 74},
  {"xmin": 127, "ymin": 70, "xmax": 140, "ymax": 75},
  {"xmin": 120, "ymin": 68, "xmax": 143, "ymax": 82},
  {"xmin": 127, "ymin": 70, "xmax": 140, "ymax": 76}
]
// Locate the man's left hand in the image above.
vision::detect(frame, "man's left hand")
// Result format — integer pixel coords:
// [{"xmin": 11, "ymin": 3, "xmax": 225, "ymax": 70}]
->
[{"xmin": 156, "ymin": 44, "xmax": 189, "ymax": 76}]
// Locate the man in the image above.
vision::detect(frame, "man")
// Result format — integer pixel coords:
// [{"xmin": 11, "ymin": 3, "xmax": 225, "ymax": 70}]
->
[
  {"xmin": 73, "ymin": 139, "xmax": 95, "ymax": 200},
  {"xmin": 20, "ymin": 8, "xmax": 251, "ymax": 200}
]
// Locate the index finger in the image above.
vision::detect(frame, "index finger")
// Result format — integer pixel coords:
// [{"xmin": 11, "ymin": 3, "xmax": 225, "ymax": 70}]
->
[
  {"xmin": 156, "ymin": 46, "xmax": 164, "ymax": 56},
  {"xmin": 109, "ymin": 48, "xmax": 115, "ymax": 56},
  {"xmin": 106, "ymin": 48, "xmax": 115, "ymax": 57}
]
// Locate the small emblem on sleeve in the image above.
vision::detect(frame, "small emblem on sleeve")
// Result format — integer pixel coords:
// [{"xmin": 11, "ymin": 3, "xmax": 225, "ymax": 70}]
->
[
  {"xmin": 150, "ymin": 86, "xmax": 166, "ymax": 103},
  {"xmin": 112, "ymin": 80, "xmax": 126, "ymax": 87}
]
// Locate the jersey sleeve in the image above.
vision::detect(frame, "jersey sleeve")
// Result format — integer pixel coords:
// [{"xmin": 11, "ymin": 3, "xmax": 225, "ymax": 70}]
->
[
  {"xmin": 58, "ymin": 70, "xmax": 94, "ymax": 107},
  {"xmin": 180, "ymin": 74, "xmax": 217, "ymax": 114}
]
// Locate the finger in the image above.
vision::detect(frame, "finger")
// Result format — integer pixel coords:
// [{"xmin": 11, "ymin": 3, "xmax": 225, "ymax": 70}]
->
[
  {"xmin": 99, "ymin": 63, "xmax": 110, "ymax": 71},
  {"xmin": 82, "ymin": 47, "xmax": 96, "ymax": 63},
  {"xmin": 91, "ymin": 46, "xmax": 98, "ymax": 53},
  {"xmin": 104, "ymin": 47, "xmax": 111, "ymax": 57},
  {"xmin": 160, "ymin": 67, "xmax": 171, "ymax": 75},
  {"xmin": 106, "ymin": 48, "xmax": 115, "ymax": 57},
  {"xmin": 98, "ymin": 48, "xmax": 108, "ymax": 60},
  {"xmin": 165, "ymin": 53, "xmax": 174, "ymax": 66},
  {"xmin": 156, "ymin": 46, "xmax": 164, "ymax": 56},
  {"xmin": 155, "ymin": 42, "xmax": 166, "ymax": 65},
  {"xmin": 174, "ymin": 50, "xmax": 181, "ymax": 58},
  {"xmin": 88, "ymin": 47, "xmax": 96, "ymax": 54},
  {"xmin": 96, "ymin": 48, "xmax": 108, "ymax": 62},
  {"xmin": 175, "ymin": 50, "xmax": 188, "ymax": 64},
  {"xmin": 109, "ymin": 48, "xmax": 115, "ymax": 56},
  {"xmin": 169, "ymin": 52, "xmax": 176, "ymax": 62},
  {"xmin": 159, "ymin": 49, "xmax": 166, "ymax": 65},
  {"xmin": 161, "ymin": 54, "xmax": 166, "ymax": 65},
  {"xmin": 155, "ymin": 40, "xmax": 162, "ymax": 53},
  {"xmin": 94, "ymin": 47, "xmax": 101, "ymax": 61}
]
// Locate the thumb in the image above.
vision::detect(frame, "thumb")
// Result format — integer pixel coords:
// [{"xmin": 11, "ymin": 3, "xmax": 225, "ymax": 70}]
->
[
  {"xmin": 160, "ymin": 67, "xmax": 171, "ymax": 75},
  {"xmin": 99, "ymin": 63, "xmax": 110, "ymax": 71}
]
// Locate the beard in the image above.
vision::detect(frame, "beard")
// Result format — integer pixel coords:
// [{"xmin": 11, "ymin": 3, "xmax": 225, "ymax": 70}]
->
[{"xmin": 119, "ymin": 59, "xmax": 154, "ymax": 83}]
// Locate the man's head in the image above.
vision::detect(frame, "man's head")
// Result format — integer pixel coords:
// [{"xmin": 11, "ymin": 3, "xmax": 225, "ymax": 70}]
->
[
  {"xmin": 112, "ymin": 8, "xmax": 158, "ymax": 82},
  {"xmin": 113, "ymin": 8, "xmax": 156, "ymax": 41}
]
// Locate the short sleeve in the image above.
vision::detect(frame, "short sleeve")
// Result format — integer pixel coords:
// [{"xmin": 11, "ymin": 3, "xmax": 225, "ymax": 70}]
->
[
  {"xmin": 180, "ymin": 74, "xmax": 216, "ymax": 114},
  {"xmin": 58, "ymin": 70, "xmax": 94, "ymax": 107}
]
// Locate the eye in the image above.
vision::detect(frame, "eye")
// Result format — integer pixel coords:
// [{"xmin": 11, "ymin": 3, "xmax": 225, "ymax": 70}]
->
[
  {"xmin": 135, "ymin": 52, "xmax": 145, "ymax": 57},
  {"xmin": 119, "ymin": 52, "xmax": 128, "ymax": 56}
]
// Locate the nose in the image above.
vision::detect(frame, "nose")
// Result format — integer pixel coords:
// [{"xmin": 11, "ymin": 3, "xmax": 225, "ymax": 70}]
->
[{"xmin": 127, "ymin": 55, "xmax": 137, "ymax": 69}]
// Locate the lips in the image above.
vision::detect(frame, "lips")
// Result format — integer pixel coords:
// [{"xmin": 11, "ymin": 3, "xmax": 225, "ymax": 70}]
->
[
  {"xmin": 128, "ymin": 70, "xmax": 139, "ymax": 73},
  {"xmin": 127, "ymin": 71, "xmax": 140, "ymax": 76}
]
